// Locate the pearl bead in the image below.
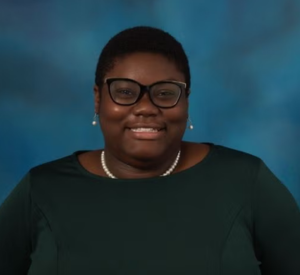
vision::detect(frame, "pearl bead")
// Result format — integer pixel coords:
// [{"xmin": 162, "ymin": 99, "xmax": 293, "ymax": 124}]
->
[{"xmin": 101, "ymin": 150, "xmax": 180, "ymax": 179}]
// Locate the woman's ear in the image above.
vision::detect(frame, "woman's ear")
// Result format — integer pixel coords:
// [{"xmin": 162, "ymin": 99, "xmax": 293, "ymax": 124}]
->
[
  {"xmin": 94, "ymin": 85, "xmax": 100, "ymax": 114},
  {"xmin": 186, "ymin": 89, "xmax": 191, "ymax": 97},
  {"xmin": 186, "ymin": 89, "xmax": 191, "ymax": 108}
]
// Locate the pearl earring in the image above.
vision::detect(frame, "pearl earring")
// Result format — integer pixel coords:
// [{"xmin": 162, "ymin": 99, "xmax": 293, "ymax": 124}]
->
[
  {"xmin": 188, "ymin": 116, "xmax": 194, "ymax": 130},
  {"xmin": 92, "ymin": 113, "xmax": 98, "ymax": 126}
]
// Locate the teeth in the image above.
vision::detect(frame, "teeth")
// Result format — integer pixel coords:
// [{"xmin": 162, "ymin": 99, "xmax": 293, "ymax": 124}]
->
[{"xmin": 131, "ymin": 128, "xmax": 159, "ymax": 132}]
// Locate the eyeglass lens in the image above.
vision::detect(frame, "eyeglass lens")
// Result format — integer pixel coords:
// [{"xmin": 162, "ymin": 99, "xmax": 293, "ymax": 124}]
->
[{"xmin": 109, "ymin": 80, "xmax": 182, "ymax": 107}]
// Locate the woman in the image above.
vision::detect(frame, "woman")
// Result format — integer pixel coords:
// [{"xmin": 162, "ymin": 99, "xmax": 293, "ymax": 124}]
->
[{"xmin": 0, "ymin": 26, "xmax": 300, "ymax": 275}]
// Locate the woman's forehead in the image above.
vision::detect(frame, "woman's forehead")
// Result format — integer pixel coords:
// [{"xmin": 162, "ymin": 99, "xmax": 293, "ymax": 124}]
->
[{"xmin": 106, "ymin": 52, "xmax": 185, "ymax": 85}]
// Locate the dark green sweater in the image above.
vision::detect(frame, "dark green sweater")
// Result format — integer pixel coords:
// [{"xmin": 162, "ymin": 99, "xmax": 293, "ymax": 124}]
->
[{"xmin": 1, "ymin": 145, "xmax": 300, "ymax": 275}]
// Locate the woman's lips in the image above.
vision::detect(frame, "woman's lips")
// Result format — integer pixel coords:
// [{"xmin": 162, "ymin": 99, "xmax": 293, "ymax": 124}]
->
[
  {"xmin": 127, "ymin": 127, "xmax": 165, "ymax": 140},
  {"xmin": 131, "ymin": 127, "xmax": 160, "ymax": 132}
]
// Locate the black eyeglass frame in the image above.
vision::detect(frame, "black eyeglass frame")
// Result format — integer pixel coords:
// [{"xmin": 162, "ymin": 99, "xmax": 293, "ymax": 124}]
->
[{"xmin": 104, "ymin": 77, "xmax": 188, "ymax": 108}]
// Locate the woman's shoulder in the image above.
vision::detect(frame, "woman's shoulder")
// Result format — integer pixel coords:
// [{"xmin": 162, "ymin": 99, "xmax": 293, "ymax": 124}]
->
[
  {"xmin": 27, "ymin": 150, "xmax": 97, "ymax": 181},
  {"xmin": 30, "ymin": 152, "xmax": 77, "ymax": 173},
  {"xmin": 182, "ymin": 141, "xmax": 262, "ymax": 167}
]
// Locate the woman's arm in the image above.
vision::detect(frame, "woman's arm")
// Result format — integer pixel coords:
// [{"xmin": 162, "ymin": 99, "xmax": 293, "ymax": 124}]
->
[
  {"xmin": 0, "ymin": 174, "xmax": 32, "ymax": 274},
  {"xmin": 253, "ymin": 161, "xmax": 300, "ymax": 274}
]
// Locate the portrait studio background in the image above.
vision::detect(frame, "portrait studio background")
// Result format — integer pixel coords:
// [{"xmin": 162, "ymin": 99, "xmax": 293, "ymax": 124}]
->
[{"xmin": 0, "ymin": 0, "xmax": 300, "ymax": 205}]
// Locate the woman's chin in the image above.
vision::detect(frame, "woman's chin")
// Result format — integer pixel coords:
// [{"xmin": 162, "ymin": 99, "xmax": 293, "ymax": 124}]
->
[{"xmin": 124, "ymin": 144, "xmax": 166, "ymax": 161}]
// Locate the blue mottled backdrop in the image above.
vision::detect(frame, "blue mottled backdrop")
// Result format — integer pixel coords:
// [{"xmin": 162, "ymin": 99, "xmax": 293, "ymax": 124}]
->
[{"xmin": 0, "ymin": 0, "xmax": 300, "ymax": 205}]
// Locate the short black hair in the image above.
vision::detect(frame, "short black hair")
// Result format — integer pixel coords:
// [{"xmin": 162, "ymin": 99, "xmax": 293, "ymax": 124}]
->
[{"xmin": 95, "ymin": 26, "xmax": 190, "ymax": 90}]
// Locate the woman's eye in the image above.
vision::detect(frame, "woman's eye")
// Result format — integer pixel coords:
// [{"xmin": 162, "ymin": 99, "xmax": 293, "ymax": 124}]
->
[
  {"xmin": 117, "ymin": 89, "xmax": 133, "ymax": 95},
  {"xmin": 158, "ymin": 90, "xmax": 175, "ymax": 96}
]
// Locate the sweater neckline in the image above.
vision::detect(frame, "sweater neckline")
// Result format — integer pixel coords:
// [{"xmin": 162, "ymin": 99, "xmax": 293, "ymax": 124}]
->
[{"xmin": 71, "ymin": 143, "xmax": 218, "ymax": 183}]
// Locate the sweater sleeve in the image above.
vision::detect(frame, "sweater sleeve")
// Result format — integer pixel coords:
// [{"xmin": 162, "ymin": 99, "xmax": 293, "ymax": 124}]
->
[
  {"xmin": 253, "ymin": 160, "xmax": 300, "ymax": 275},
  {"xmin": 0, "ymin": 173, "xmax": 32, "ymax": 274}
]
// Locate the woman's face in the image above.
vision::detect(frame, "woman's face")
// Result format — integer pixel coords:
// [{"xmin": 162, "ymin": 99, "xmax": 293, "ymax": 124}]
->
[{"xmin": 94, "ymin": 52, "xmax": 189, "ymax": 161}]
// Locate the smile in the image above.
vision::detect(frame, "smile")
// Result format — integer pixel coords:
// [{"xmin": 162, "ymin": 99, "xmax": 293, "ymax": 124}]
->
[
  {"xmin": 130, "ymin": 128, "xmax": 161, "ymax": 132},
  {"xmin": 127, "ymin": 127, "xmax": 165, "ymax": 140}
]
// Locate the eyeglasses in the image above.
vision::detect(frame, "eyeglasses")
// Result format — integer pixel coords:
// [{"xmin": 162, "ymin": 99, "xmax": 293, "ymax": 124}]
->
[{"xmin": 104, "ymin": 78, "xmax": 187, "ymax": 108}]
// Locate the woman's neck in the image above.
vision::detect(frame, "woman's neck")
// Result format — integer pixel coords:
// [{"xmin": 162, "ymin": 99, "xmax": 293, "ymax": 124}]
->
[{"xmin": 101, "ymin": 147, "xmax": 182, "ymax": 179}]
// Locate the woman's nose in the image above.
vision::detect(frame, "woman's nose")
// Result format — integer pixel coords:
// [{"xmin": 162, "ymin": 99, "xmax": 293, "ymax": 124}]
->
[{"xmin": 132, "ymin": 91, "xmax": 160, "ymax": 116}]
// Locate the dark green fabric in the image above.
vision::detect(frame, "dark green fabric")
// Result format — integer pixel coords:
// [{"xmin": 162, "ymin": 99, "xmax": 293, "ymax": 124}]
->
[{"xmin": 1, "ymin": 145, "xmax": 300, "ymax": 274}]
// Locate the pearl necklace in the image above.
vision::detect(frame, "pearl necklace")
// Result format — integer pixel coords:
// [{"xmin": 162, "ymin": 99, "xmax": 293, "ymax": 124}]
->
[{"xmin": 100, "ymin": 150, "xmax": 181, "ymax": 179}]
